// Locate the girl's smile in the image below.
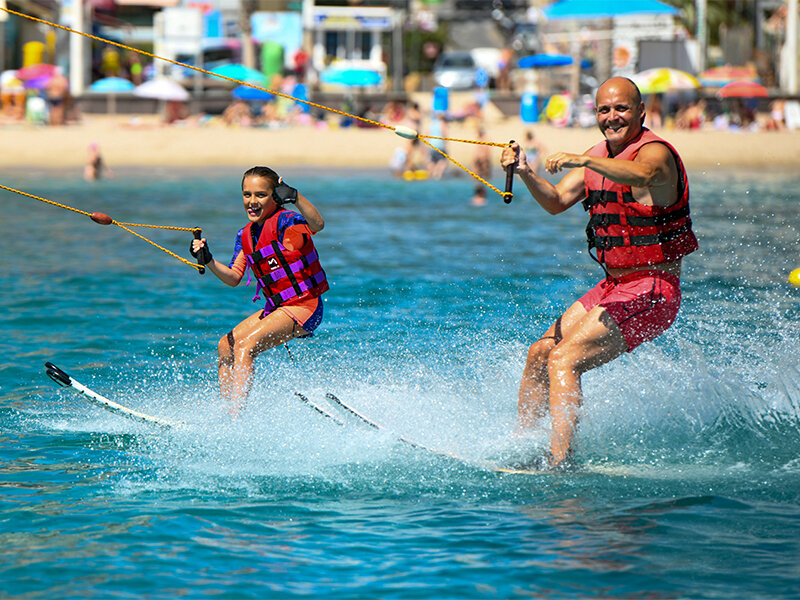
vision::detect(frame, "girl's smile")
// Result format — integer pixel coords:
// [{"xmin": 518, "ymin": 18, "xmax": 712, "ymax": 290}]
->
[{"xmin": 242, "ymin": 175, "xmax": 277, "ymax": 223}]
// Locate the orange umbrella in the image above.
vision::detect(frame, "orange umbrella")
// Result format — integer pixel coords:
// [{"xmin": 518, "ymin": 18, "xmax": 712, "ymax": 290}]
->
[{"xmin": 717, "ymin": 80, "xmax": 768, "ymax": 98}]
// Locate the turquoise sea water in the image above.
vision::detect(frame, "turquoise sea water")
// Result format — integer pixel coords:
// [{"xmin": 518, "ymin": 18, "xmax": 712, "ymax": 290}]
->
[{"xmin": 2, "ymin": 165, "xmax": 800, "ymax": 599}]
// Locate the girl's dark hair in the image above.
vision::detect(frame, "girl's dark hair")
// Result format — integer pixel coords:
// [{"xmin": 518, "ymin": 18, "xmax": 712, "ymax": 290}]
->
[{"xmin": 242, "ymin": 166, "xmax": 279, "ymax": 189}]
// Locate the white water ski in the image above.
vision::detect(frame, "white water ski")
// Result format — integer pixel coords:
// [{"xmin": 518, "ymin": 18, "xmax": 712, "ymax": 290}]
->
[
  {"xmin": 45, "ymin": 362, "xmax": 180, "ymax": 429},
  {"xmin": 320, "ymin": 392, "xmax": 550, "ymax": 475}
]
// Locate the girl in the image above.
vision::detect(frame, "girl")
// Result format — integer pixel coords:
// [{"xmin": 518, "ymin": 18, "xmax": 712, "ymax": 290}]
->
[{"xmin": 191, "ymin": 166, "xmax": 328, "ymax": 413}]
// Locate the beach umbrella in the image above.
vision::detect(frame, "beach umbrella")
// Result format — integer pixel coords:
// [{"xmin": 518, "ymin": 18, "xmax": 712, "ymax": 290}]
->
[
  {"xmin": 699, "ymin": 65, "xmax": 759, "ymax": 87},
  {"xmin": 89, "ymin": 77, "xmax": 135, "ymax": 93},
  {"xmin": 134, "ymin": 78, "xmax": 189, "ymax": 101},
  {"xmin": 210, "ymin": 64, "xmax": 268, "ymax": 85},
  {"xmin": 544, "ymin": 0, "xmax": 678, "ymax": 20},
  {"xmin": 2, "ymin": 76, "xmax": 24, "ymax": 92},
  {"xmin": 320, "ymin": 68, "xmax": 383, "ymax": 88},
  {"xmin": 631, "ymin": 68, "xmax": 700, "ymax": 94},
  {"xmin": 231, "ymin": 84, "xmax": 274, "ymax": 101},
  {"xmin": 15, "ymin": 63, "xmax": 59, "ymax": 80},
  {"xmin": 90, "ymin": 77, "xmax": 135, "ymax": 114},
  {"xmin": 717, "ymin": 80, "xmax": 768, "ymax": 99},
  {"xmin": 518, "ymin": 54, "xmax": 573, "ymax": 69},
  {"xmin": 22, "ymin": 74, "xmax": 52, "ymax": 90}
]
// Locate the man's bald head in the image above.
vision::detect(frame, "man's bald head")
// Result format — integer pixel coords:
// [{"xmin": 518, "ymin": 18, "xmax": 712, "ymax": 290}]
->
[
  {"xmin": 596, "ymin": 77, "xmax": 642, "ymax": 107},
  {"xmin": 594, "ymin": 77, "xmax": 647, "ymax": 151}
]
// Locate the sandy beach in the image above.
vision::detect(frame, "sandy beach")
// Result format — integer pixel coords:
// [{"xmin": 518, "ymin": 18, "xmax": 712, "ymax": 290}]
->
[{"xmin": 1, "ymin": 110, "xmax": 799, "ymax": 173}]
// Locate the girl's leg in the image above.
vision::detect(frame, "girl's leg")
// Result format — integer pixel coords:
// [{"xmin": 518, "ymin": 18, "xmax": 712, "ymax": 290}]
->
[{"xmin": 217, "ymin": 309, "xmax": 308, "ymax": 414}]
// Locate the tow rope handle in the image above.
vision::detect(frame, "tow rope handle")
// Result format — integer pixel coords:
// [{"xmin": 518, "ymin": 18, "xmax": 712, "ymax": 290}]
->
[
  {"xmin": 193, "ymin": 228, "xmax": 205, "ymax": 275},
  {"xmin": 503, "ymin": 139, "xmax": 515, "ymax": 204}
]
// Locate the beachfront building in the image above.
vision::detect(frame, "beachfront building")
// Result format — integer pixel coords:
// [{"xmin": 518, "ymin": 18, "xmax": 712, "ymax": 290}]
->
[{"xmin": 305, "ymin": 3, "xmax": 400, "ymax": 92}]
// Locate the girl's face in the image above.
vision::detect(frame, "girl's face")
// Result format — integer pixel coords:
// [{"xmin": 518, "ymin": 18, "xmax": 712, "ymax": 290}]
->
[{"xmin": 242, "ymin": 175, "xmax": 276, "ymax": 224}]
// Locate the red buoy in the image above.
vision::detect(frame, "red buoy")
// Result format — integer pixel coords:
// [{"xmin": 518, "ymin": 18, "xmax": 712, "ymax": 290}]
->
[{"xmin": 90, "ymin": 212, "xmax": 113, "ymax": 225}]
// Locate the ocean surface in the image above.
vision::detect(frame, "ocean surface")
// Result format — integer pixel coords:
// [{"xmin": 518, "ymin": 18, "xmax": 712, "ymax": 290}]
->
[{"xmin": 1, "ymin": 164, "xmax": 799, "ymax": 599}]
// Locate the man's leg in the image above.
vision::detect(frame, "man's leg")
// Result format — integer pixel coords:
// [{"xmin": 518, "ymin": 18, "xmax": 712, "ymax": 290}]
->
[
  {"xmin": 518, "ymin": 301, "xmax": 593, "ymax": 429},
  {"xmin": 546, "ymin": 306, "xmax": 628, "ymax": 465}
]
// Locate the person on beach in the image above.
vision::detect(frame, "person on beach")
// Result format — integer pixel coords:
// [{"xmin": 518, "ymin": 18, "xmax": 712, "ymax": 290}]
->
[
  {"xmin": 44, "ymin": 67, "xmax": 70, "ymax": 126},
  {"xmin": 500, "ymin": 77, "xmax": 698, "ymax": 468},
  {"xmin": 190, "ymin": 167, "xmax": 328, "ymax": 413}
]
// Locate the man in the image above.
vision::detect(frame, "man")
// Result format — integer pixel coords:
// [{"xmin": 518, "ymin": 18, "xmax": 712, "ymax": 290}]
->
[{"xmin": 500, "ymin": 77, "xmax": 698, "ymax": 468}]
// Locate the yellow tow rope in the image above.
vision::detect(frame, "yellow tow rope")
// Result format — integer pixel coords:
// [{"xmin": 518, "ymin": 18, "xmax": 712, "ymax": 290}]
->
[
  {"xmin": 0, "ymin": 182, "xmax": 205, "ymax": 272},
  {"xmin": 0, "ymin": 5, "xmax": 515, "ymax": 199}
]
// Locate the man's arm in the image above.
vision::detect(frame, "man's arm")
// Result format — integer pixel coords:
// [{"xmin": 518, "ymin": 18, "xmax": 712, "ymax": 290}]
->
[
  {"xmin": 546, "ymin": 143, "xmax": 676, "ymax": 206},
  {"xmin": 501, "ymin": 143, "xmax": 587, "ymax": 215}
]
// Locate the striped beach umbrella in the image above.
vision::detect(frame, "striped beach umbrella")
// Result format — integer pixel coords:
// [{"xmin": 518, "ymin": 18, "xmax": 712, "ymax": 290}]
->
[{"xmin": 699, "ymin": 65, "xmax": 759, "ymax": 87}]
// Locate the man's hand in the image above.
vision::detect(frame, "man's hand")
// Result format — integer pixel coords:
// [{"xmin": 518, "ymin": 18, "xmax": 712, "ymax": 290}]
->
[
  {"xmin": 500, "ymin": 142, "xmax": 531, "ymax": 175},
  {"xmin": 545, "ymin": 152, "xmax": 588, "ymax": 174}
]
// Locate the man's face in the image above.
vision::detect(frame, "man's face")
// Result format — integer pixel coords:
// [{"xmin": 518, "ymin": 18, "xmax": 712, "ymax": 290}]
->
[{"xmin": 595, "ymin": 82, "xmax": 644, "ymax": 151}]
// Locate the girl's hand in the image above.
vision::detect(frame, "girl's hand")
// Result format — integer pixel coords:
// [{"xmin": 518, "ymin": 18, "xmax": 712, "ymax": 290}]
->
[
  {"xmin": 190, "ymin": 238, "xmax": 213, "ymax": 265},
  {"xmin": 273, "ymin": 179, "xmax": 298, "ymax": 206}
]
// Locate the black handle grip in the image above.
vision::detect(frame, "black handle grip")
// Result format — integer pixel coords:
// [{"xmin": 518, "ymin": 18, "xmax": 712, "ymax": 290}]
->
[
  {"xmin": 503, "ymin": 139, "xmax": 515, "ymax": 204},
  {"xmin": 193, "ymin": 228, "xmax": 205, "ymax": 275}
]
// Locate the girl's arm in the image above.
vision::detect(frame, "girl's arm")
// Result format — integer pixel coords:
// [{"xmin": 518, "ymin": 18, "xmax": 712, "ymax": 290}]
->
[
  {"xmin": 293, "ymin": 193, "xmax": 324, "ymax": 233},
  {"xmin": 191, "ymin": 238, "xmax": 244, "ymax": 287}
]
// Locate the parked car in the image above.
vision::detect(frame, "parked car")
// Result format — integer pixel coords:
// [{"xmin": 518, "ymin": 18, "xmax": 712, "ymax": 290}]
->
[
  {"xmin": 432, "ymin": 51, "xmax": 479, "ymax": 90},
  {"xmin": 169, "ymin": 41, "xmax": 240, "ymax": 83}
]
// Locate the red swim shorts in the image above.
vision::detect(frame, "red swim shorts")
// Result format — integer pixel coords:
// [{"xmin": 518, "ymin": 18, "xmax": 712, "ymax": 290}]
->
[{"xmin": 578, "ymin": 270, "xmax": 682, "ymax": 352}]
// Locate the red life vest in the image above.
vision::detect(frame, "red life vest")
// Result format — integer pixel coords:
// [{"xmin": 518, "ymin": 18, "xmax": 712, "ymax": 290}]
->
[
  {"xmin": 241, "ymin": 209, "xmax": 329, "ymax": 315},
  {"xmin": 583, "ymin": 128, "xmax": 698, "ymax": 270}
]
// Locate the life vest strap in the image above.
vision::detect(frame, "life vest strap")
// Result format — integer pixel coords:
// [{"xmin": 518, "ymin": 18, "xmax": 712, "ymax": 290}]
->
[
  {"xmin": 589, "ymin": 223, "xmax": 692, "ymax": 250},
  {"xmin": 582, "ymin": 189, "xmax": 636, "ymax": 210},
  {"xmin": 263, "ymin": 270, "xmax": 327, "ymax": 312},
  {"xmin": 249, "ymin": 247, "xmax": 320, "ymax": 285},
  {"xmin": 587, "ymin": 205, "xmax": 691, "ymax": 229},
  {"xmin": 269, "ymin": 240, "xmax": 303, "ymax": 297}
]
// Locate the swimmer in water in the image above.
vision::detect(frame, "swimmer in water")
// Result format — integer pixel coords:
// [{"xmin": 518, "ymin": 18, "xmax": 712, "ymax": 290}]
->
[{"xmin": 84, "ymin": 143, "xmax": 112, "ymax": 181}]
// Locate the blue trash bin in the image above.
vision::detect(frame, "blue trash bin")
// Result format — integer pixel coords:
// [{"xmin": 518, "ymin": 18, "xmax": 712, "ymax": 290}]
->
[
  {"xmin": 521, "ymin": 92, "xmax": 538, "ymax": 123},
  {"xmin": 433, "ymin": 87, "xmax": 449, "ymax": 113},
  {"xmin": 293, "ymin": 83, "xmax": 310, "ymax": 113}
]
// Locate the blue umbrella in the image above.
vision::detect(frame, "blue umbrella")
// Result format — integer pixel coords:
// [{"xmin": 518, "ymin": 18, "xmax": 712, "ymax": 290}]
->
[
  {"xmin": 88, "ymin": 77, "xmax": 135, "ymax": 114},
  {"xmin": 518, "ymin": 55, "xmax": 592, "ymax": 69},
  {"xmin": 544, "ymin": 0, "xmax": 678, "ymax": 20},
  {"xmin": 89, "ymin": 77, "xmax": 135, "ymax": 93},
  {"xmin": 231, "ymin": 85, "xmax": 274, "ymax": 101},
  {"xmin": 320, "ymin": 68, "xmax": 382, "ymax": 87},
  {"xmin": 210, "ymin": 64, "xmax": 268, "ymax": 85},
  {"xmin": 518, "ymin": 54, "xmax": 574, "ymax": 69}
]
